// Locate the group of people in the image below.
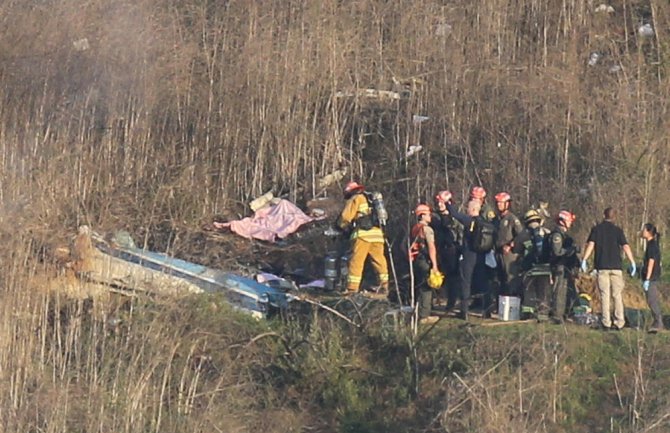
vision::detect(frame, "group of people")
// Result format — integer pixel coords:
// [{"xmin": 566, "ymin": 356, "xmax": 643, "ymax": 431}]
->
[{"xmin": 336, "ymin": 181, "xmax": 664, "ymax": 332}]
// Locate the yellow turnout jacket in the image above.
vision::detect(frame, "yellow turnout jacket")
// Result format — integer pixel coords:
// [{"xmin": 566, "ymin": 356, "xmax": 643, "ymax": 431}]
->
[{"xmin": 338, "ymin": 193, "xmax": 385, "ymax": 243}]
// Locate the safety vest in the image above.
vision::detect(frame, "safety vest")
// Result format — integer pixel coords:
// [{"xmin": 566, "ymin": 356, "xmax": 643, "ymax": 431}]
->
[{"xmin": 409, "ymin": 223, "xmax": 428, "ymax": 262}]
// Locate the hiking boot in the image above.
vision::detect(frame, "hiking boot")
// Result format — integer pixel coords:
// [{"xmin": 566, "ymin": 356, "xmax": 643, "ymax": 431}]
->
[
  {"xmin": 343, "ymin": 290, "xmax": 359, "ymax": 297},
  {"xmin": 649, "ymin": 323, "xmax": 664, "ymax": 334},
  {"xmin": 458, "ymin": 300, "xmax": 470, "ymax": 321},
  {"xmin": 419, "ymin": 316, "xmax": 440, "ymax": 325},
  {"xmin": 457, "ymin": 310, "xmax": 469, "ymax": 321}
]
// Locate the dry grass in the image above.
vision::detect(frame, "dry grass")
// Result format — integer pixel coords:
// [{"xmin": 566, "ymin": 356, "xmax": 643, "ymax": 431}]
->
[
  {"xmin": 0, "ymin": 0, "xmax": 669, "ymax": 432},
  {"xmin": 0, "ymin": 0, "xmax": 667, "ymax": 245}
]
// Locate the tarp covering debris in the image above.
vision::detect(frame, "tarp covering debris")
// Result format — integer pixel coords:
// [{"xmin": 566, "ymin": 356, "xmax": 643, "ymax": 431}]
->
[{"xmin": 215, "ymin": 199, "xmax": 314, "ymax": 242}]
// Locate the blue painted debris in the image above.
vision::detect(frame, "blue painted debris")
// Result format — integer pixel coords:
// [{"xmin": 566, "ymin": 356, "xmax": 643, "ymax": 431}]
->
[{"xmin": 91, "ymin": 230, "xmax": 292, "ymax": 319}]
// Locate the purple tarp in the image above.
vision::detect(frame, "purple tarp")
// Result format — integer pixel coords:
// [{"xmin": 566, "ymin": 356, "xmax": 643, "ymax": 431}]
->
[{"xmin": 214, "ymin": 199, "xmax": 314, "ymax": 242}]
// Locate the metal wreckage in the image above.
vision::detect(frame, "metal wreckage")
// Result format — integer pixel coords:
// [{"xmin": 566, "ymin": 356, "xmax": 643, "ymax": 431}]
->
[{"xmin": 72, "ymin": 227, "xmax": 293, "ymax": 319}]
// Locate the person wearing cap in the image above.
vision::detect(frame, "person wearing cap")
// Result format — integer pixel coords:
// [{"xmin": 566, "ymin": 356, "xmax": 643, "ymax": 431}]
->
[
  {"xmin": 409, "ymin": 204, "xmax": 440, "ymax": 324},
  {"xmin": 446, "ymin": 197, "xmax": 486, "ymax": 320},
  {"xmin": 581, "ymin": 207, "xmax": 636, "ymax": 331},
  {"xmin": 493, "ymin": 192, "xmax": 524, "ymax": 295},
  {"xmin": 547, "ymin": 210, "xmax": 579, "ymax": 323},
  {"xmin": 432, "ymin": 190, "xmax": 462, "ymax": 311},
  {"xmin": 338, "ymin": 181, "xmax": 389, "ymax": 295}
]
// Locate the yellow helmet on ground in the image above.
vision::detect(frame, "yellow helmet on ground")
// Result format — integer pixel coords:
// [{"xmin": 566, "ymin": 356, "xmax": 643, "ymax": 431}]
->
[
  {"xmin": 579, "ymin": 293, "xmax": 592, "ymax": 302},
  {"xmin": 427, "ymin": 269, "xmax": 444, "ymax": 289}
]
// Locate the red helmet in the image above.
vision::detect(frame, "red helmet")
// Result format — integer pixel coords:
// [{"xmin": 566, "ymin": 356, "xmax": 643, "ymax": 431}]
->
[
  {"xmin": 470, "ymin": 186, "xmax": 487, "ymax": 201},
  {"xmin": 415, "ymin": 204, "xmax": 431, "ymax": 217},
  {"xmin": 343, "ymin": 181, "xmax": 365, "ymax": 195},
  {"xmin": 557, "ymin": 210, "xmax": 576, "ymax": 224},
  {"xmin": 494, "ymin": 192, "xmax": 511, "ymax": 203},
  {"xmin": 435, "ymin": 190, "xmax": 453, "ymax": 203}
]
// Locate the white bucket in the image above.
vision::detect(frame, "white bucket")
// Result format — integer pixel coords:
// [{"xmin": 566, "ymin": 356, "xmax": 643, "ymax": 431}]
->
[{"xmin": 498, "ymin": 296, "xmax": 521, "ymax": 321}]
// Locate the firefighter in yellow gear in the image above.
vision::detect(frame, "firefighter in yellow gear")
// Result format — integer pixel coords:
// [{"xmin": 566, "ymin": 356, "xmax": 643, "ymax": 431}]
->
[{"xmin": 338, "ymin": 181, "xmax": 389, "ymax": 293}]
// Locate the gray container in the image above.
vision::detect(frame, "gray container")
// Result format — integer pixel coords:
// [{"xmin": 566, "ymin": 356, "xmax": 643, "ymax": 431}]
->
[
  {"xmin": 325, "ymin": 254, "xmax": 339, "ymax": 291},
  {"xmin": 498, "ymin": 296, "xmax": 521, "ymax": 321}
]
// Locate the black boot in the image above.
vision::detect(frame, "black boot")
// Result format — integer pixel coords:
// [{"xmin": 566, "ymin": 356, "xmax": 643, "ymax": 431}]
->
[{"xmin": 458, "ymin": 299, "xmax": 469, "ymax": 321}]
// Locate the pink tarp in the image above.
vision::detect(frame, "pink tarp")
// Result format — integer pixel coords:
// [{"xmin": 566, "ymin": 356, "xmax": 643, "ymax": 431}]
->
[{"xmin": 214, "ymin": 199, "xmax": 314, "ymax": 242}]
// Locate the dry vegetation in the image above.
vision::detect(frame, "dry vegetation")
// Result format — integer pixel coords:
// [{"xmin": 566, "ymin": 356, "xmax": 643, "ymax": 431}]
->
[
  {"xmin": 0, "ymin": 0, "xmax": 669, "ymax": 432},
  {"xmin": 0, "ymin": 0, "xmax": 668, "ymax": 240}
]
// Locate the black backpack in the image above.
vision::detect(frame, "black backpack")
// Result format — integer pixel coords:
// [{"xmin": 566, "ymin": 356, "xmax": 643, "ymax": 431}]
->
[
  {"xmin": 471, "ymin": 217, "xmax": 496, "ymax": 253},
  {"xmin": 541, "ymin": 229, "xmax": 574, "ymax": 264}
]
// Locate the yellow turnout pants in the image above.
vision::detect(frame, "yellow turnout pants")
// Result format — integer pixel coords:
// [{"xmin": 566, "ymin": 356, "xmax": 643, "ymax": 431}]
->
[{"xmin": 347, "ymin": 239, "xmax": 389, "ymax": 292}]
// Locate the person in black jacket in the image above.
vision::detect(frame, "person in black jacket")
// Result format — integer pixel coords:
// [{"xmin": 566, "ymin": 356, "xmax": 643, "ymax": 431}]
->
[
  {"xmin": 432, "ymin": 190, "xmax": 462, "ymax": 310},
  {"xmin": 446, "ymin": 196, "xmax": 486, "ymax": 321},
  {"xmin": 513, "ymin": 209, "xmax": 552, "ymax": 318},
  {"xmin": 493, "ymin": 192, "xmax": 524, "ymax": 295},
  {"xmin": 640, "ymin": 223, "xmax": 664, "ymax": 333}
]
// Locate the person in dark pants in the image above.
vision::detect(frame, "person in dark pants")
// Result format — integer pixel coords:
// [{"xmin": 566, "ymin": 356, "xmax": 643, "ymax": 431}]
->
[
  {"xmin": 581, "ymin": 207, "xmax": 636, "ymax": 330},
  {"xmin": 409, "ymin": 204, "xmax": 440, "ymax": 325},
  {"xmin": 547, "ymin": 210, "xmax": 579, "ymax": 323},
  {"xmin": 432, "ymin": 190, "xmax": 462, "ymax": 310},
  {"xmin": 641, "ymin": 223, "xmax": 664, "ymax": 333},
  {"xmin": 469, "ymin": 186, "xmax": 495, "ymax": 312},
  {"xmin": 494, "ymin": 192, "xmax": 524, "ymax": 295},
  {"xmin": 446, "ymin": 197, "xmax": 485, "ymax": 321}
]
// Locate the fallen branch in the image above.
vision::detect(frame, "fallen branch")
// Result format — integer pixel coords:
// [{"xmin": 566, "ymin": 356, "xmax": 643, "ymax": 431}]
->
[
  {"xmin": 229, "ymin": 332, "xmax": 288, "ymax": 351},
  {"xmin": 298, "ymin": 295, "xmax": 361, "ymax": 328},
  {"xmin": 229, "ymin": 332, "xmax": 295, "ymax": 362},
  {"xmin": 339, "ymin": 363, "xmax": 384, "ymax": 377},
  {"xmin": 479, "ymin": 319, "xmax": 536, "ymax": 327}
]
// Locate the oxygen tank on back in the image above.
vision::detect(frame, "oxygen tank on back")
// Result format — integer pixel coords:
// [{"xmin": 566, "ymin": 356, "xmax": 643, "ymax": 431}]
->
[{"xmin": 370, "ymin": 192, "xmax": 388, "ymax": 227}]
